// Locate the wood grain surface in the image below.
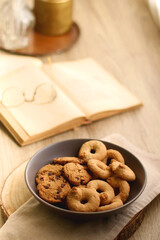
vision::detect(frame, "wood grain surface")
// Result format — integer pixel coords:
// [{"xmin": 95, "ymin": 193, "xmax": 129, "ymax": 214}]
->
[{"xmin": 0, "ymin": 0, "xmax": 160, "ymax": 239}]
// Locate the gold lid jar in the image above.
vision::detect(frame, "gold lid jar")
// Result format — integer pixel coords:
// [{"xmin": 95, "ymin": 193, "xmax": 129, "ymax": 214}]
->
[{"xmin": 34, "ymin": 0, "xmax": 73, "ymax": 36}]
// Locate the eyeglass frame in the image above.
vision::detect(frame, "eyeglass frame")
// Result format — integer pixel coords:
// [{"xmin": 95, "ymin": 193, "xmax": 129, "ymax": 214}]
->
[{"xmin": 0, "ymin": 83, "xmax": 57, "ymax": 108}]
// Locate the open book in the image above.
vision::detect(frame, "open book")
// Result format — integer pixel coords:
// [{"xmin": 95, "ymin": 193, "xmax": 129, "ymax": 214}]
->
[{"xmin": 0, "ymin": 56, "xmax": 142, "ymax": 146}]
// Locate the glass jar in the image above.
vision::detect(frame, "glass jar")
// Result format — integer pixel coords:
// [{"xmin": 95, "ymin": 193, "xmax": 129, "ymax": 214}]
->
[{"xmin": 0, "ymin": 0, "xmax": 35, "ymax": 50}]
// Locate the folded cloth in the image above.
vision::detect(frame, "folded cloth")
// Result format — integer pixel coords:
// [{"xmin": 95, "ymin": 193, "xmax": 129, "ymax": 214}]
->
[{"xmin": 0, "ymin": 134, "xmax": 160, "ymax": 240}]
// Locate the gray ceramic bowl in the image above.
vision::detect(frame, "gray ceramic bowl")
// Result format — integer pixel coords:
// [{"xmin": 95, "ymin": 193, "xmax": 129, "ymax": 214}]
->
[{"xmin": 25, "ymin": 138, "xmax": 147, "ymax": 220}]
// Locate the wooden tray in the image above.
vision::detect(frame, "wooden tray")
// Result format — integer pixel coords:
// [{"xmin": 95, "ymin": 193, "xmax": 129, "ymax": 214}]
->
[
  {"xmin": 0, "ymin": 161, "xmax": 145, "ymax": 239},
  {"xmin": 0, "ymin": 22, "xmax": 80, "ymax": 56}
]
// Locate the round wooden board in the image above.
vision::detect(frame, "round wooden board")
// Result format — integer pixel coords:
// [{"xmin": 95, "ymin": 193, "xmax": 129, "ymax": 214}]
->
[
  {"xmin": 0, "ymin": 22, "xmax": 80, "ymax": 56},
  {"xmin": 0, "ymin": 161, "xmax": 145, "ymax": 239},
  {"xmin": 0, "ymin": 160, "xmax": 31, "ymax": 221}
]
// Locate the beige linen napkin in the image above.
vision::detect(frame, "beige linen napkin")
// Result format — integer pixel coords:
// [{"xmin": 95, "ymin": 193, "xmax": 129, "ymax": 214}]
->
[{"xmin": 0, "ymin": 133, "xmax": 160, "ymax": 240}]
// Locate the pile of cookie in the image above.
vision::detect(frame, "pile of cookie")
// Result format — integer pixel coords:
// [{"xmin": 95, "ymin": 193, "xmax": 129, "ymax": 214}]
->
[{"xmin": 36, "ymin": 140, "xmax": 136, "ymax": 212}]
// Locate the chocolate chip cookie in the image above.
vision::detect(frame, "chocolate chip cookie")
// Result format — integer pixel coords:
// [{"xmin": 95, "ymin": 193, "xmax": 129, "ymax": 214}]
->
[
  {"xmin": 63, "ymin": 162, "xmax": 92, "ymax": 186},
  {"xmin": 36, "ymin": 164, "xmax": 63, "ymax": 184},
  {"xmin": 37, "ymin": 175, "xmax": 71, "ymax": 203},
  {"xmin": 52, "ymin": 157, "xmax": 85, "ymax": 165}
]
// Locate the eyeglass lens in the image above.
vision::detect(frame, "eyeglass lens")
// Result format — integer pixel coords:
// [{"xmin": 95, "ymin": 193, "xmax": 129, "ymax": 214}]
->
[{"xmin": 1, "ymin": 84, "xmax": 57, "ymax": 107}]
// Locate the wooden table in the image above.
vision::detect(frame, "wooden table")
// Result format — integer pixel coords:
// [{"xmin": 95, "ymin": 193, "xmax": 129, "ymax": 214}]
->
[{"xmin": 0, "ymin": 0, "xmax": 160, "ymax": 239}]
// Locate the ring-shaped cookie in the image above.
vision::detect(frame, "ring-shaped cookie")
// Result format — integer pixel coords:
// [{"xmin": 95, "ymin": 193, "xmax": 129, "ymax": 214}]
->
[
  {"xmin": 97, "ymin": 197, "xmax": 123, "ymax": 211},
  {"xmin": 78, "ymin": 140, "xmax": 107, "ymax": 162},
  {"xmin": 107, "ymin": 149, "xmax": 125, "ymax": 164},
  {"xmin": 107, "ymin": 176, "xmax": 130, "ymax": 203},
  {"xmin": 102, "ymin": 156, "xmax": 108, "ymax": 164},
  {"xmin": 110, "ymin": 161, "xmax": 136, "ymax": 181},
  {"xmin": 67, "ymin": 187, "xmax": 100, "ymax": 212},
  {"xmin": 87, "ymin": 159, "xmax": 112, "ymax": 179},
  {"xmin": 87, "ymin": 180, "xmax": 115, "ymax": 205}
]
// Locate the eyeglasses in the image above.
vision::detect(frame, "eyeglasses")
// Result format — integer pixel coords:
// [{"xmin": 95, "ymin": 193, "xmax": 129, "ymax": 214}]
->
[{"xmin": 0, "ymin": 83, "xmax": 57, "ymax": 108}]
